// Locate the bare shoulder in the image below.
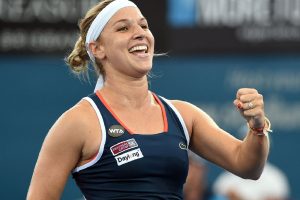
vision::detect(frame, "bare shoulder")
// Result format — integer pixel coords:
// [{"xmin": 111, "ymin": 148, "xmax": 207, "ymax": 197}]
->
[
  {"xmin": 169, "ymin": 100, "xmax": 218, "ymax": 135},
  {"xmin": 169, "ymin": 100, "xmax": 209, "ymax": 120},
  {"xmin": 26, "ymin": 99, "xmax": 98, "ymax": 199},
  {"xmin": 46, "ymin": 99, "xmax": 98, "ymax": 150},
  {"xmin": 170, "ymin": 99, "xmax": 199, "ymax": 112},
  {"xmin": 52, "ymin": 99, "xmax": 94, "ymax": 136},
  {"xmin": 65, "ymin": 99, "xmax": 97, "ymax": 128}
]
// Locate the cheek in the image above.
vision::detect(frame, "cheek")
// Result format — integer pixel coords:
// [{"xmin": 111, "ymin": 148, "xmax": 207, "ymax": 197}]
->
[
  {"xmin": 105, "ymin": 39, "xmax": 127, "ymax": 57},
  {"xmin": 148, "ymin": 32, "xmax": 155, "ymax": 50},
  {"xmin": 148, "ymin": 31, "xmax": 154, "ymax": 42}
]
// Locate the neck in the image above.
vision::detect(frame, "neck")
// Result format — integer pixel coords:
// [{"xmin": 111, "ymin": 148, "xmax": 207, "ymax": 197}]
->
[{"xmin": 99, "ymin": 75, "xmax": 152, "ymax": 109}]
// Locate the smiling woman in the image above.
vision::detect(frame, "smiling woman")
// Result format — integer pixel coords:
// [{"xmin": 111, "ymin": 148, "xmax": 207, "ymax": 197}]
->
[
  {"xmin": 66, "ymin": 0, "xmax": 154, "ymax": 89},
  {"xmin": 27, "ymin": 0, "xmax": 271, "ymax": 200}
]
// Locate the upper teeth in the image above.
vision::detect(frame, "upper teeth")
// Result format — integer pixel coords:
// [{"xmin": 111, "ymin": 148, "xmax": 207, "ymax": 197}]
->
[{"xmin": 129, "ymin": 45, "xmax": 148, "ymax": 53}]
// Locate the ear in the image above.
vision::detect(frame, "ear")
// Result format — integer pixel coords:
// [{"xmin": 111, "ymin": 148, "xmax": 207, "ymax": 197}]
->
[{"xmin": 89, "ymin": 41, "xmax": 106, "ymax": 60}]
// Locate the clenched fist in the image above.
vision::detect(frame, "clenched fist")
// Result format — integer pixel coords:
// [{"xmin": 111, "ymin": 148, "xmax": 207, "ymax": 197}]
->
[{"xmin": 233, "ymin": 88, "xmax": 265, "ymax": 130}]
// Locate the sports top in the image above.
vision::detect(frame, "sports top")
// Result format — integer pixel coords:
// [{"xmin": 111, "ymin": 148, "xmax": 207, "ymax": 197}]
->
[{"xmin": 72, "ymin": 91, "xmax": 190, "ymax": 200}]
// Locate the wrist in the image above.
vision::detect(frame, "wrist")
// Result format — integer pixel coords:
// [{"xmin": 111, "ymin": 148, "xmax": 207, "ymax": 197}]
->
[{"xmin": 248, "ymin": 117, "xmax": 272, "ymax": 136}]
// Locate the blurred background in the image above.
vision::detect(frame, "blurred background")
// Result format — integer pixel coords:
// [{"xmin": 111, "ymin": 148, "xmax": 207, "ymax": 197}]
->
[{"xmin": 1, "ymin": 0, "xmax": 299, "ymax": 199}]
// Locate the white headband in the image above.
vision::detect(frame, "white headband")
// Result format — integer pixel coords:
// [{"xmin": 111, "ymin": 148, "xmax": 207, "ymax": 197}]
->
[{"xmin": 86, "ymin": 0, "xmax": 137, "ymax": 63}]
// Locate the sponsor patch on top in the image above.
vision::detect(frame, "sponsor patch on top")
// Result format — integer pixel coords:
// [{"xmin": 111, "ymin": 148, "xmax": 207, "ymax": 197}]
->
[
  {"xmin": 110, "ymin": 138, "xmax": 138, "ymax": 156},
  {"xmin": 115, "ymin": 148, "xmax": 144, "ymax": 166}
]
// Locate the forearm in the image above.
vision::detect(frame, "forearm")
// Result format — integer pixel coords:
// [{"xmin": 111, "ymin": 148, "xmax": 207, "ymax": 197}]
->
[
  {"xmin": 237, "ymin": 129, "xmax": 270, "ymax": 179},
  {"xmin": 232, "ymin": 88, "xmax": 272, "ymax": 179}
]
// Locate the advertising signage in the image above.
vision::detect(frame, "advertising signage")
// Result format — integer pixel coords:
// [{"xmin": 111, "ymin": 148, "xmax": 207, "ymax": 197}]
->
[
  {"xmin": 0, "ymin": 0, "xmax": 99, "ymax": 54},
  {"xmin": 168, "ymin": 0, "xmax": 300, "ymax": 53},
  {"xmin": 1, "ymin": 0, "xmax": 300, "ymax": 54},
  {"xmin": 0, "ymin": 0, "xmax": 168, "ymax": 54}
]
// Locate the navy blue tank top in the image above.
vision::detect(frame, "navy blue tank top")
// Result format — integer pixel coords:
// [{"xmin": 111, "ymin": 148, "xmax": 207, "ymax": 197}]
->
[{"xmin": 72, "ymin": 91, "xmax": 190, "ymax": 200}]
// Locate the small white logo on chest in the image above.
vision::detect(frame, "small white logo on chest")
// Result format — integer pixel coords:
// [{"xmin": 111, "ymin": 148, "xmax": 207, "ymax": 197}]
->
[{"xmin": 179, "ymin": 142, "xmax": 187, "ymax": 150}]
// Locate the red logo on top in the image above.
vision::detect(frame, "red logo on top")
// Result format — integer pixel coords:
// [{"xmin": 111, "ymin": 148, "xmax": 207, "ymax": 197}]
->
[{"xmin": 110, "ymin": 138, "xmax": 138, "ymax": 156}]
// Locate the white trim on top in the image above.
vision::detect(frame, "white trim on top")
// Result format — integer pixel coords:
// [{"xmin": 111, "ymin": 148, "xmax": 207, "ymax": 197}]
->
[
  {"xmin": 72, "ymin": 97, "xmax": 107, "ymax": 173},
  {"xmin": 160, "ymin": 96, "xmax": 190, "ymax": 147}
]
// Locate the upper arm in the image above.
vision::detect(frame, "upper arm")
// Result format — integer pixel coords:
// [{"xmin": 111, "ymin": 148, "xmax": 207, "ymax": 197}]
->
[
  {"xmin": 27, "ymin": 104, "xmax": 89, "ymax": 200},
  {"xmin": 172, "ymin": 100, "xmax": 242, "ymax": 174}
]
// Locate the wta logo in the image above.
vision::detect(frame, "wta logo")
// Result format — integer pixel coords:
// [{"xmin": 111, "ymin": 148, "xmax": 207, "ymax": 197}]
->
[{"xmin": 108, "ymin": 125, "xmax": 125, "ymax": 137}]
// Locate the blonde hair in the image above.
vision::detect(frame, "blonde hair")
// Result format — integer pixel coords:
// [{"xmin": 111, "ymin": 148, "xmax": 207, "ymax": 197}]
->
[{"xmin": 66, "ymin": 0, "xmax": 114, "ymax": 77}]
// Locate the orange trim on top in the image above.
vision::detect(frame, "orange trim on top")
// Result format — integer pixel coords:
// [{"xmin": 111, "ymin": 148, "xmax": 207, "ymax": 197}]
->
[
  {"xmin": 95, "ymin": 91, "xmax": 168, "ymax": 134},
  {"xmin": 96, "ymin": 91, "xmax": 134, "ymax": 134},
  {"xmin": 152, "ymin": 93, "xmax": 169, "ymax": 133}
]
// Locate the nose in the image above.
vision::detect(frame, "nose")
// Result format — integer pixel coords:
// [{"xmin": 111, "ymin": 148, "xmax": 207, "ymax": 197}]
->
[{"xmin": 132, "ymin": 25, "xmax": 146, "ymax": 40}]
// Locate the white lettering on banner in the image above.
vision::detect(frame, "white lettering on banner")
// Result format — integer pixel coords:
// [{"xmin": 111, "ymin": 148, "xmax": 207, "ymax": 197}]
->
[
  {"xmin": 0, "ymin": 29, "xmax": 77, "ymax": 51},
  {"xmin": 115, "ymin": 148, "xmax": 144, "ymax": 166},
  {"xmin": 0, "ymin": 0, "xmax": 98, "ymax": 23},
  {"xmin": 196, "ymin": 0, "xmax": 300, "ymax": 27},
  {"xmin": 197, "ymin": 0, "xmax": 271, "ymax": 27},
  {"xmin": 237, "ymin": 26, "xmax": 300, "ymax": 42},
  {"xmin": 274, "ymin": 0, "xmax": 300, "ymax": 26},
  {"xmin": 226, "ymin": 69, "xmax": 300, "ymax": 92}
]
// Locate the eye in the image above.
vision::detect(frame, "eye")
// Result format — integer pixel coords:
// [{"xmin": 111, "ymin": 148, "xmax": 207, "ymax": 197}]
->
[
  {"xmin": 141, "ymin": 24, "xmax": 149, "ymax": 30},
  {"xmin": 117, "ymin": 26, "xmax": 128, "ymax": 32}
]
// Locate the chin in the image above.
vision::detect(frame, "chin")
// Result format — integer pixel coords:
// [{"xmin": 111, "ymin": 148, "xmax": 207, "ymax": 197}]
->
[
  {"xmin": 143, "ymin": 64, "xmax": 153, "ymax": 72},
  {"xmin": 136, "ymin": 65, "xmax": 152, "ymax": 76},
  {"xmin": 135, "ymin": 61, "xmax": 153, "ymax": 70}
]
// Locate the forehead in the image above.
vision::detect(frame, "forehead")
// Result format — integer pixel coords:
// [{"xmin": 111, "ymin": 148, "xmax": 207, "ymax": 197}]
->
[{"xmin": 106, "ymin": 6, "xmax": 145, "ymax": 26}]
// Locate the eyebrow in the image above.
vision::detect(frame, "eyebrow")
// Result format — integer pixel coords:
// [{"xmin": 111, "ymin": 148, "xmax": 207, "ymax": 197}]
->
[{"xmin": 112, "ymin": 17, "xmax": 148, "ymax": 26}]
